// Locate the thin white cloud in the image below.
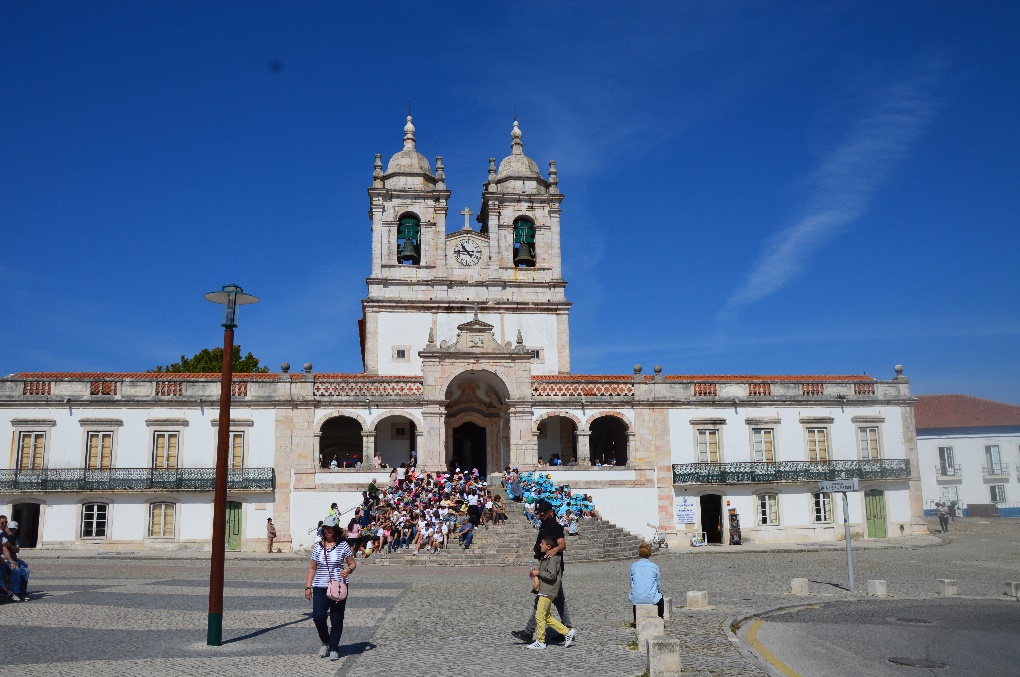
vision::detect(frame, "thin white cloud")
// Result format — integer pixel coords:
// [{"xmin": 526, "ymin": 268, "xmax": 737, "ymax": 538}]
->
[{"xmin": 716, "ymin": 63, "xmax": 943, "ymax": 336}]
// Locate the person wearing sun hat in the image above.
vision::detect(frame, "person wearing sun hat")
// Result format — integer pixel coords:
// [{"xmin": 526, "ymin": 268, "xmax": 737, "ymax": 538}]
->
[{"xmin": 0, "ymin": 515, "xmax": 30, "ymax": 602}]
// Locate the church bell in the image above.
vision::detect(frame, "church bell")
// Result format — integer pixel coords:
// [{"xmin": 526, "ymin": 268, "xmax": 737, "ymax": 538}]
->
[
  {"xmin": 399, "ymin": 238, "xmax": 420, "ymax": 264},
  {"xmin": 514, "ymin": 242, "xmax": 535, "ymax": 266}
]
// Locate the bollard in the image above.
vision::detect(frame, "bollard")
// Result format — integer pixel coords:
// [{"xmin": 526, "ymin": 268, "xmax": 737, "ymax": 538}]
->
[
  {"xmin": 867, "ymin": 580, "xmax": 888, "ymax": 597},
  {"xmin": 662, "ymin": 596, "xmax": 672, "ymax": 621},
  {"xmin": 937, "ymin": 579, "xmax": 958, "ymax": 596},
  {"xmin": 1006, "ymin": 582, "xmax": 1020, "ymax": 599},
  {"xmin": 636, "ymin": 604, "xmax": 660, "ymax": 625},
  {"xmin": 647, "ymin": 637, "xmax": 682, "ymax": 677},
  {"xmin": 686, "ymin": 590, "xmax": 709, "ymax": 609},
  {"xmin": 637, "ymin": 617, "xmax": 665, "ymax": 651},
  {"xmin": 791, "ymin": 578, "xmax": 810, "ymax": 595}
]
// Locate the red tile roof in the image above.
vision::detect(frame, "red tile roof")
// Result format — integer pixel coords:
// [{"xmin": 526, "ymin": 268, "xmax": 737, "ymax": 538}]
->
[
  {"xmin": 914, "ymin": 394, "xmax": 1020, "ymax": 429},
  {"xmin": 664, "ymin": 374, "xmax": 874, "ymax": 382},
  {"xmin": 12, "ymin": 372, "xmax": 279, "ymax": 381}
]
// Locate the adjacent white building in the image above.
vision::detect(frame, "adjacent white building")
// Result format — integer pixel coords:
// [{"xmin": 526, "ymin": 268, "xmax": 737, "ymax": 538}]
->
[
  {"xmin": 915, "ymin": 394, "xmax": 1020, "ymax": 518},
  {"xmin": 0, "ymin": 118, "xmax": 928, "ymax": 552}
]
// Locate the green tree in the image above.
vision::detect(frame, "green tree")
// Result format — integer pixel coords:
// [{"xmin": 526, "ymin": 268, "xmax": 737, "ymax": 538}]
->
[{"xmin": 149, "ymin": 345, "xmax": 269, "ymax": 373}]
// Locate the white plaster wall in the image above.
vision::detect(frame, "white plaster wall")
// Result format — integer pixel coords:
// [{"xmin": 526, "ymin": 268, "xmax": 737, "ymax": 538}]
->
[
  {"xmin": 582, "ymin": 486, "xmax": 657, "ymax": 540},
  {"xmin": 543, "ymin": 469, "xmax": 636, "ymax": 482},
  {"xmin": 291, "ymin": 490, "xmax": 372, "ymax": 551},
  {"xmin": 180, "ymin": 500, "xmax": 213, "ymax": 541},
  {"xmin": 377, "ymin": 311, "xmax": 433, "ymax": 375},
  {"xmin": 110, "ymin": 501, "xmax": 146, "ymax": 541},
  {"xmin": 39, "ymin": 500, "xmax": 78, "ymax": 543},
  {"xmin": 917, "ymin": 431, "xmax": 1020, "ymax": 506}
]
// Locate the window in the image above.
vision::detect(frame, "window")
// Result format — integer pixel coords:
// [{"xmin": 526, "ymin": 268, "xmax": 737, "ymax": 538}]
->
[
  {"xmin": 528, "ymin": 347, "xmax": 545, "ymax": 363},
  {"xmin": 752, "ymin": 428, "xmax": 774, "ymax": 462},
  {"xmin": 697, "ymin": 429, "xmax": 720, "ymax": 463},
  {"xmin": 153, "ymin": 432, "xmax": 179, "ymax": 469},
  {"xmin": 397, "ymin": 215, "xmax": 420, "ymax": 265},
  {"xmin": 941, "ymin": 486, "xmax": 958, "ymax": 503},
  {"xmin": 858, "ymin": 427, "xmax": 880, "ymax": 460},
  {"xmin": 230, "ymin": 431, "xmax": 244, "ymax": 469},
  {"xmin": 86, "ymin": 431, "xmax": 113, "ymax": 469},
  {"xmin": 812, "ymin": 492, "xmax": 833, "ymax": 523},
  {"xmin": 938, "ymin": 447, "xmax": 956, "ymax": 475},
  {"xmin": 149, "ymin": 503, "xmax": 175, "ymax": 538},
  {"xmin": 512, "ymin": 217, "xmax": 536, "ymax": 267},
  {"xmin": 806, "ymin": 428, "xmax": 828, "ymax": 462},
  {"xmin": 81, "ymin": 503, "xmax": 108, "ymax": 538},
  {"xmin": 392, "ymin": 345, "xmax": 411, "ymax": 362},
  {"xmin": 18, "ymin": 432, "xmax": 46, "ymax": 470},
  {"xmin": 396, "ymin": 349, "xmax": 407, "ymax": 359},
  {"xmin": 990, "ymin": 485, "xmax": 1006, "ymax": 503},
  {"xmin": 757, "ymin": 493, "xmax": 780, "ymax": 525},
  {"xmin": 985, "ymin": 445, "xmax": 1003, "ymax": 474}
]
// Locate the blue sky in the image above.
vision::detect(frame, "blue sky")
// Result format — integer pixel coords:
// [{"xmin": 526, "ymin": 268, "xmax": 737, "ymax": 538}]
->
[{"xmin": 2, "ymin": 2, "xmax": 1018, "ymax": 404}]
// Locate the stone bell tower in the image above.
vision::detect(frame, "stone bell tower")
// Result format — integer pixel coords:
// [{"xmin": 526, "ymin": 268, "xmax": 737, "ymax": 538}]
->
[{"xmin": 361, "ymin": 117, "xmax": 570, "ymax": 377}]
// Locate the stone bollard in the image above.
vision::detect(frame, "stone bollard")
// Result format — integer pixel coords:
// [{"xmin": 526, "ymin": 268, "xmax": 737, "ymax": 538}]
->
[
  {"xmin": 686, "ymin": 590, "xmax": 709, "ymax": 609},
  {"xmin": 662, "ymin": 596, "xmax": 672, "ymax": 621},
  {"xmin": 1006, "ymin": 582, "xmax": 1020, "ymax": 599},
  {"xmin": 791, "ymin": 578, "xmax": 810, "ymax": 595},
  {"xmin": 636, "ymin": 604, "xmax": 660, "ymax": 625},
  {"xmin": 867, "ymin": 580, "xmax": 888, "ymax": 597},
  {"xmin": 937, "ymin": 579, "xmax": 958, "ymax": 596},
  {"xmin": 647, "ymin": 637, "xmax": 683, "ymax": 677},
  {"xmin": 637, "ymin": 617, "xmax": 665, "ymax": 651}
]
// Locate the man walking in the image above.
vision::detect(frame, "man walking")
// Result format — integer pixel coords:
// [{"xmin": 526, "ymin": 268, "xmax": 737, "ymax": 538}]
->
[
  {"xmin": 266, "ymin": 517, "xmax": 277, "ymax": 553},
  {"xmin": 512, "ymin": 499, "xmax": 571, "ymax": 643}
]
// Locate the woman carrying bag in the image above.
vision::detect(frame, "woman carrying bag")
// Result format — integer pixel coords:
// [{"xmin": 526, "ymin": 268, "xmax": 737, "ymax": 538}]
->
[{"xmin": 305, "ymin": 514, "xmax": 356, "ymax": 661}]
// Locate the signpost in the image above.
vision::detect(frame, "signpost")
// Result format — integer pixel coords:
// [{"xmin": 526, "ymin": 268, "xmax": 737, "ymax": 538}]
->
[{"xmin": 820, "ymin": 478, "xmax": 859, "ymax": 592}]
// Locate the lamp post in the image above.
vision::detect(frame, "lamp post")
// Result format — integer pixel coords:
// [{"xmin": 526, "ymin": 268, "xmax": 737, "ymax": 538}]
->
[{"xmin": 204, "ymin": 283, "xmax": 259, "ymax": 646}]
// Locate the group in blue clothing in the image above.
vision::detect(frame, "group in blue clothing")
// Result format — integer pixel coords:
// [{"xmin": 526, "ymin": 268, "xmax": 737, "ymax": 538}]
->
[{"xmin": 503, "ymin": 468, "xmax": 600, "ymax": 529}]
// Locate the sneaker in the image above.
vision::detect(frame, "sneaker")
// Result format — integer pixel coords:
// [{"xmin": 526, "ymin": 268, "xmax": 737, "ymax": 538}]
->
[
  {"xmin": 318, "ymin": 645, "xmax": 329, "ymax": 658},
  {"xmin": 525, "ymin": 640, "xmax": 547, "ymax": 650},
  {"xmin": 511, "ymin": 630, "xmax": 533, "ymax": 642},
  {"xmin": 14, "ymin": 595, "xmax": 26, "ymax": 603},
  {"xmin": 564, "ymin": 628, "xmax": 576, "ymax": 647},
  {"xmin": 329, "ymin": 651, "xmax": 340, "ymax": 661}
]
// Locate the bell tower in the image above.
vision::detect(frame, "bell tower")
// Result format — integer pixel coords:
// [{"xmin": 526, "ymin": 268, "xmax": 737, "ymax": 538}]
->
[{"xmin": 361, "ymin": 117, "xmax": 570, "ymax": 376}]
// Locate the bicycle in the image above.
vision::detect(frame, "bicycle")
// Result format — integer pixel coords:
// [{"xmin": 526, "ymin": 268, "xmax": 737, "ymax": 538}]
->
[{"xmin": 647, "ymin": 523, "xmax": 669, "ymax": 550}]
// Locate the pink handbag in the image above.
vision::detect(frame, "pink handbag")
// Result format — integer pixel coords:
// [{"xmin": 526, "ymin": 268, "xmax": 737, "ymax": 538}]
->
[{"xmin": 323, "ymin": 548, "xmax": 348, "ymax": 601}]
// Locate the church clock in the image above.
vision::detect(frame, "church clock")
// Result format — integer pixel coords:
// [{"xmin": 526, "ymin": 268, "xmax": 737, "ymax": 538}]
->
[{"xmin": 454, "ymin": 240, "xmax": 482, "ymax": 266}]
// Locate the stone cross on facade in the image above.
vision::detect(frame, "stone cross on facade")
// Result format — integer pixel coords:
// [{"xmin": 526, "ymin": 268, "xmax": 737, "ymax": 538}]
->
[{"xmin": 460, "ymin": 207, "xmax": 473, "ymax": 230}]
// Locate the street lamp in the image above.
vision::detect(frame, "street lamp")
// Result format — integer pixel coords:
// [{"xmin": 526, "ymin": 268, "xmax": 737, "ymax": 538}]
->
[{"xmin": 204, "ymin": 283, "xmax": 259, "ymax": 646}]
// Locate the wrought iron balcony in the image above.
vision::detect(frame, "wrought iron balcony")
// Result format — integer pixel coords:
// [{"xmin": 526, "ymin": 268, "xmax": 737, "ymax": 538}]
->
[
  {"xmin": 0, "ymin": 467, "xmax": 275, "ymax": 493},
  {"xmin": 935, "ymin": 464, "xmax": 963, "ymax": 480},
  {"xmin": 672, "ymin": 459, "xmax": 910, "ymax": 485},
  {"xmin": 981, "ymin": 463, "xmax": 1010, "ymax": 479}
]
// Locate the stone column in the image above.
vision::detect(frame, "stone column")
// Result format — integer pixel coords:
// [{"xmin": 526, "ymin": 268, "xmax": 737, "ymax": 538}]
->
[
  {"xmin": 414, "ymin": 430, "xmax": 424, "ymax": 467},
  {"xmin": 508, "ymin": 404, "xmax": 537, "ymax": 467},
  {"xmin": 576, "ymin": 430, "xmax": 591, "ymax": 467},
  {"xmin": 626, "ymin": 431, "xmax": 637, "ymax": 467},
  {"xmin": 421, "ymin": 404, "xmax": 446, "ymax": 472},
  {"xmin": 361, "ymin": 431, "xmax": 376, "ymax": 468}
]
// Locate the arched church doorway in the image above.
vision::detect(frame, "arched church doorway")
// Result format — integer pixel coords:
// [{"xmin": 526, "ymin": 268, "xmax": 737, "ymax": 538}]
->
[
  {"xmin": 589, "ymin": 415, "xmax": 628, "ymax": 466},
  {"xmin": 319, "ymin": 416, "xmax": 363, "ymax": 468},
  {"xmin": 451, "ymin": 422, "xmax": 487, "ymax": 476}
]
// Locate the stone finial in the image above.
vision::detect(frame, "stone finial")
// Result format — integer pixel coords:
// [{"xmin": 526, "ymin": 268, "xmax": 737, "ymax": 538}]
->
[
  {"xmin": 654, "ymin": 365, "xmax": 662, "ymax": 375},
  {"xmin": 894, "ymin": 364, "xmax": 904, "ymax": 377},
  {"xmin": 427, "ymin": 327, "xmax": 436, "ymax": 346},
  {"xmin": 435, "ymin": 156, "xmax": 445, "ymax": 188},
  {"xmin": 280, "ymin": 362, "xmax": 290, "ymax": 374},
  {"xmin": 303, "ymin": 362, "xmax": 313, "ymax": 374},
  {"xmin": 487, "ymin": 157, "xmax": 497, "ymax": 187},
  {"xmin": 634, "ymin": 364, "xmax": 643, "ymax": 375},
  {"xmin": 548, "ymin": 160, "xmax": 558, "ymax": 194},
  {"xmin": 510, "ymin": 119, "xmax": 523, "ymax": 155},
  {"xmin": 402, "ymin": 115, "xmax": 416, "ymax": 150},
  {"xmin": 516, "ymin": 329, "xmax": 524, "ymax": 345},
  {"xmin": 373, "ymin": 154, "xmax": 383, "ymax": 186}
]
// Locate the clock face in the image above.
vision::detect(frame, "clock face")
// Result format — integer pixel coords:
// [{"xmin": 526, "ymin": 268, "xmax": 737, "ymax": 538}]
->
[{"xmin": 454, "ymin": 240, "xmax": 482, "ymax": 266}]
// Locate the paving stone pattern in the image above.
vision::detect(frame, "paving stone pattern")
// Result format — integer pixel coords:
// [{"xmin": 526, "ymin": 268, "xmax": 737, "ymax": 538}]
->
[{"xmin": 1, "ymin": 517, "xmax": 1016, "ymax": 676}]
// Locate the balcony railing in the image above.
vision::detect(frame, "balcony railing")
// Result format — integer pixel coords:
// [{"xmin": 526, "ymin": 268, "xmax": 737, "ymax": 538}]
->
[
  {"xmin": 935, "ymin": 464, "xmax": 963, "ymax": 480},
  {"xmin": 0, "ymin": 467, "xmax": 275, "ymax": 492},
  {"xmin": 672, "ymin": 459, "xmax": 910, "ymax": 485},
  {"xmin": 982, "ymin": 463, "xmax": 1010, "ymax": 479}
]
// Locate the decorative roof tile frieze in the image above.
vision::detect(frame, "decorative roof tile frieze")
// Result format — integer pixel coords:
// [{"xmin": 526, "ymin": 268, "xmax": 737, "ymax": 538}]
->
[
  {"xmin": 313, "ymin": 374, "xmax": 423, "ymax": 398},
  {"xmin": 532, "ymin": 376, "xmax": 634, "ymax": 398}
]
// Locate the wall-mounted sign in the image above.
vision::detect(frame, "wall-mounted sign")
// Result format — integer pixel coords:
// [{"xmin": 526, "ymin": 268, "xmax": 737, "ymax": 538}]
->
[{"xmin": 676, "ymin": 496, "xmax": 696, "ymax": 524}]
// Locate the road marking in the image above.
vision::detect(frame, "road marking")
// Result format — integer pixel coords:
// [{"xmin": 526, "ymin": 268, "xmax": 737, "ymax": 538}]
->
[{"xmin": 745, "ymin": 619, "xmax": 802, "ymax": 677}]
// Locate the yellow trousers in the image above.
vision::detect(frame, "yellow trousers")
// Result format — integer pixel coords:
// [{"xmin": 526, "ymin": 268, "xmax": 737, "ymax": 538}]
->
[{"xmin": 535, "ymin": 594, "xmax": 569, "ymax": 643}]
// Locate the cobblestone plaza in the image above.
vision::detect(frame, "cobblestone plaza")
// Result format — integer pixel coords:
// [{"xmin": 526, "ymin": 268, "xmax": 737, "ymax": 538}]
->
[{"xmin": 3, "ymin": 518, "xmax": 1017, "ymax": 676}]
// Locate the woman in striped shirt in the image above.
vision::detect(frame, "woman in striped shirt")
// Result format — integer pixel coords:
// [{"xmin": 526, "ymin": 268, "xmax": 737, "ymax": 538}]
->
[{"xmin": 304, "ymin": 514, "xmax": 356, "ymax": 661}]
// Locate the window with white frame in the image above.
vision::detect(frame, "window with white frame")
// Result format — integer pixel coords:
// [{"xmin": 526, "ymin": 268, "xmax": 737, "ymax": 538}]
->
[
  {"xmin": 941, "ymin": 486, "xmax": 958, "ymax": 503},
  {"xmin": 806, "ymin": 428, "xmax": 828, "ymax": 462},
  {"xmin": 752, "ymin": 428, "xmax": 775, "ymax": 462},
  {"xmin": 985, "ymin": 445, "xmax": 1003, "ymax": 474},
  {"xmin": 990, "ymin": 485, "xmax": 1006, "ymax": 503},
  {"xmin": 938, "ymin": 447, "xmax": 956, "ymax": 475},
  {"xmin": 149, "ymin": 502, "xmax": 175, "ymax": 538},
  {"xmin": 153, "ymin": 432, "xmax": 179, "ymax": 469},
  {"xmin": 81, "ymin": 503, "xmax": 108, "ymax": 538},
  {"xmin": 392, "ymin": 345, "xmax": 410, "ymax": 362},
  {"xmin": 858, "ymin": 427, "xmax": 881, "ymax": 460},
  {"xmin": 230, "ymin": 431, "xmax": 244, "ymax": 469},
  {"xmin": 697, "ymin": 429, "xmax": 720, "ymax": 463},
  {"xmin": 86, "ymin": 431, "xmax": 113, "ymax": 469},
  {"xmin": 17, "ymin": 431, "xmax": 46, "ymax": 470},
  {"xmin": 757, "ymin": 493, "xmax": 780, "ymax": 525},
  {"xmin": 812, "ymin": 492, "xmax": 833, "ymax": 523}
]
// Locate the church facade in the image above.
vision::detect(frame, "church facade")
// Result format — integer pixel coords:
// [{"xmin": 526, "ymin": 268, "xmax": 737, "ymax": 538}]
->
[{"xmin": 0, "ymin": 118, "xmax": 927, "ymax": 552}]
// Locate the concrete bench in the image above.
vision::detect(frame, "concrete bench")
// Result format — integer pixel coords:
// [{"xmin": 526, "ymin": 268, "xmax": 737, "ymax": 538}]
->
[
  {"xmin": 867, "ymin": 580, "xmax": 888, "ymax": 597},
  {"xmin": 647, "ymin": 637, "xmax": 682, "ymax": 676},
  {"xmin": 686, "ymin": 590, "xmax": 709, "ymax": 609},
  {"xmin": 937, "ymin": 579, "xmax": 958, "ymax": 596}
]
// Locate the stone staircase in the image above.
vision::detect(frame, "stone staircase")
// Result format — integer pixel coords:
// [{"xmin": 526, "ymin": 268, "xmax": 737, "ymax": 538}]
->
[{"xmin": 366, "ymin": 483, "xmax": 646, "ymax": 566}]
